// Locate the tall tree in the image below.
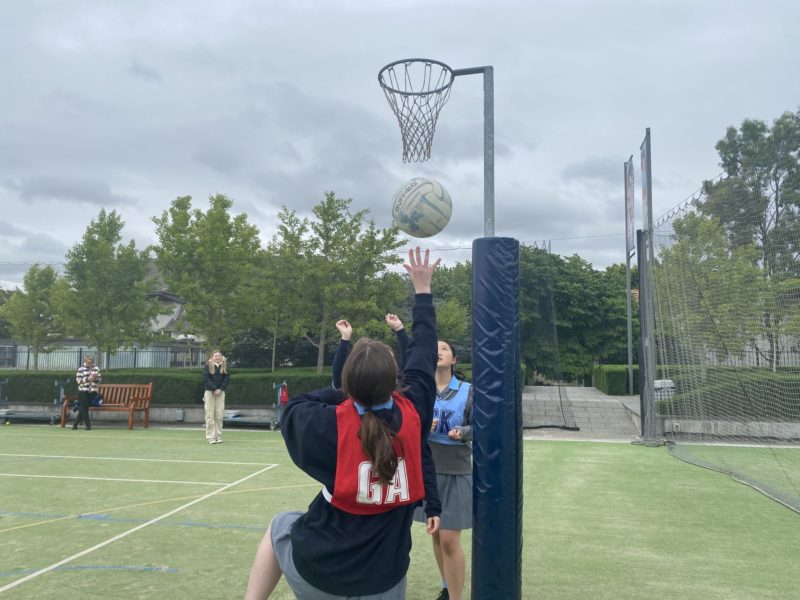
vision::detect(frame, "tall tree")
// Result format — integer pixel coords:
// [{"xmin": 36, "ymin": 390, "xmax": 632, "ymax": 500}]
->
[
  {"xmin": 0, "ymin": 288, "xmax": 13, "ymax": 339},
  {"xmin": 0, "ymin": 265, "xmax": 67, "ymax": 370},
  {"xmin": 424, "ymin": 262, "xmax": 472, "ymax": 359},
  {"xmin": 269, "ymin": 192, "xmax": 406, "ymax": 373},
  {"xmin": 62, "ymin": 210, "xmax": 161, "ymax": 368},
  {"xmin": 520, "ymin": 245, "xmax": 627, "ymax": 382},
  {"xmin": 152, "ymin": 194, "xmax": 264, "ymax": 350},
  {"xmin": 598, "ymin": 263, "xmax": 640, "ymax": 366},
  {"xmin": 655, "ymin": 212, "xmax": 763, "ymax": 371},
  {"xmin": 699, "ymin": 110, "xmax": 800, "ymax": 367}
]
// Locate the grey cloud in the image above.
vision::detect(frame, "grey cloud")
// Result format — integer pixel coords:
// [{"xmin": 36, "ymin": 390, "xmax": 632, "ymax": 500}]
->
[
  {"xmin": 563, "ymin": 157, "xmax": 620, "ymax": 187},
  {"xmin": 1, "ymin": 0, "xmax": 797, "ymax": 285},
  {"xmin": 0, "ymin": 222, "xmax": 28, "ymax": 237},
  {"xmin": 43, "ymin": 90, "xmax": 108, "ymax": 121},
  {"xmin": 7, "ymin": 176, "xmax": 135, "ymax": 207},
  {"xmin": 193, "ymin": 148, "xmax": 242, "ymax": 175},
  {"xmin": 0, "ymin": 231, "xmax": 68, "ymax": 288},
  {"xmin": 19, "ymin": 233, "xmax": 70, "ymax": 257},
  {"xmin": 128, "ymin": 60, "xmax": 164, "ymax": 83}
]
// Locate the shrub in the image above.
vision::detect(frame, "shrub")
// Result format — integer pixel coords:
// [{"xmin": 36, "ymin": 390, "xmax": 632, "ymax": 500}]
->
[
  {"xmin": 656, "ymin": 370, "xmax": 800, "ymax": 419},
  {"xmin": 593, "ymin": 364, "xmax": 639, "ymax": 395},
  {"xmin": 0, "ymin": 369, "xmax": 331, "ymax": 406}
]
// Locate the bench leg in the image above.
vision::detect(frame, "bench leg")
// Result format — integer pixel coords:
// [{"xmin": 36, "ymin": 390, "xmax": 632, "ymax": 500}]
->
[
  {"xmin": 128, "ymin": 410, "xmax": 134, "ymax": 430},
  {"xmin": 60, "ymin": 404, "xmax": 67, "ymax": 428},
  {"xmin": 144, "ymin": 408, "xmax": 150, "ymax": 428}
]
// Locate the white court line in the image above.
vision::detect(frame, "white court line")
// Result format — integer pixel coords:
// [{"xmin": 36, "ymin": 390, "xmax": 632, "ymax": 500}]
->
[
  {"xmin": 0, "ymin": 473, "xmax": 228, "ymax": 486},
  {"xmin": 0, "ymin": 453, "xmax": 271, "ymax": 466},
  {"xmin": 0, "ymin": 463, "xmax": 277, "ymax": 594}
]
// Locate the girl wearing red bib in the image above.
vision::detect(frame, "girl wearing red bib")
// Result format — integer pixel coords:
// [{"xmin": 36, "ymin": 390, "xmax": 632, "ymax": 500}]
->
[{"xmin": 246, "ymin": 248, "xmax": 441, "ymax": 600}]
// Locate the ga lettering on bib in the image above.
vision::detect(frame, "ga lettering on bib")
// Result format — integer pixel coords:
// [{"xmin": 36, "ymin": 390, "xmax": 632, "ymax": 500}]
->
[{"xmin": 330, "ymin": 392, "xmax": 424, "ymax": 514}]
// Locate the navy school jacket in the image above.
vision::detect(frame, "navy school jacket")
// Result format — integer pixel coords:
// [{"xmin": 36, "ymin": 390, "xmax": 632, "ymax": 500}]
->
[{"xmin": 280, "ymin": 293, "xmax": 438, "ymax": 596}]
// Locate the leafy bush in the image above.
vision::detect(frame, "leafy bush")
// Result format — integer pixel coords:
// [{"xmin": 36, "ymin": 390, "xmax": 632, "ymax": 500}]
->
[
  {"xmin": 656, "ymin": 370, "xmax": 800, "ymax": 419},
  {"xmin": 593, "ymin": 364, "xmax": 639, "ymax": 395},
  {"xmin": 0, "ymin": 369, "xmax": 331, "ymax": 406}
]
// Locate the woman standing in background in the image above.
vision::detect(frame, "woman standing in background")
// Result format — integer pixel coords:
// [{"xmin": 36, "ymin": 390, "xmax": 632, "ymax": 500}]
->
[{"xmin": 203, "ymin": 350, "xmax": 229, "ymax": 444}]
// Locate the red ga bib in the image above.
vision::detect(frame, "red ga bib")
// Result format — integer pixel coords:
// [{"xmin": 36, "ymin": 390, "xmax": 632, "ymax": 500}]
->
[{"xmin": 331, "ymin": 392, "xmax": 424, "ymax": 514}]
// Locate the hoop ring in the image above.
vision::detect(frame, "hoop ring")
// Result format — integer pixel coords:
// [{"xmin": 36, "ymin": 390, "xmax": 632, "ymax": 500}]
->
[{"xmin": 378, "ymin": 58, "xmax": 455, "ymax": 96}]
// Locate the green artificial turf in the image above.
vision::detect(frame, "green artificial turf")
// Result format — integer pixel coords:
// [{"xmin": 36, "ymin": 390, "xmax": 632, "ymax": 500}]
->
[{"xmin": 0, "ymin": 426, "xmax": 797, "ymax": 599}]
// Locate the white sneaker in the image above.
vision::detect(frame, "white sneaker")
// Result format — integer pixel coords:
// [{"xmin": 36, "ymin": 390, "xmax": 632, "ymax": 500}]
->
[
  {"xmin": 208, "ymin": 439, "xmax": 217, "ymax": 444},
  {"xmin": 215, "ymin": 438, "xmax": 223, "ymax": 444}
]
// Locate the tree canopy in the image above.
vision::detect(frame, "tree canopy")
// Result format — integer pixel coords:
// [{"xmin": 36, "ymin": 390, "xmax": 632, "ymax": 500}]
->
[
  {"xmin": 0, "ymin": 264, "xmax": 67, "ymax": 369},
  {"xmin": 152, "ymin": 194, "xmax": 264, "ymax": 350},
  {"xmin": 267, "ymin": 192, "xmax": 407, "ymax": 373},
  {"xmin": 61, "ymin": 209, "xmax": 161, "ymax": 368},
  {"xmin": 695, "ymin": 109, "xmax": 800, "ymax": 367}
]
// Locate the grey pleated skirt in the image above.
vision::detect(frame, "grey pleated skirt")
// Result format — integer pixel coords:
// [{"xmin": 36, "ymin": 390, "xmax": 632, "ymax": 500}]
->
[
  {"xmin": 270, "ymin": 511, "xmax": 407, "ymax": 600},
  {"xmin": 414, "ymin": 473, "xmax": 472, "ymax": 530}
]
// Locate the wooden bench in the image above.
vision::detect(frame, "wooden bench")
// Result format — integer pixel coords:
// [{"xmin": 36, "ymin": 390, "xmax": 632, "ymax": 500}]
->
[{"xmin": 60, "ymin": 383, "xmax": 153, "ymax": 430}]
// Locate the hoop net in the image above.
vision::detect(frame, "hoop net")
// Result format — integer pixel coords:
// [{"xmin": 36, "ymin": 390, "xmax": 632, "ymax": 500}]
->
[{"xmin": 378, "ymin": 59, "xmax": 455, "ymax": 163}]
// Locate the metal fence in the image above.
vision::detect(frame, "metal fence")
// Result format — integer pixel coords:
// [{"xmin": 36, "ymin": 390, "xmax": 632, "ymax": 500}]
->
[{"xmin": 0, "ymin": 344, "xmax": 208, "ymax": 371}]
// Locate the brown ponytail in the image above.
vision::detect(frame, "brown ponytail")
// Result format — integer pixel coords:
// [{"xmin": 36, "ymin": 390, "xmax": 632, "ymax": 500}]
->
[
  {"xmin": 359, "ymin": 412, "xmax": 398, "ymax": 485},
  {"xmin": 342, "ymin": 338, "xmax": 400, "ymax": 485}
]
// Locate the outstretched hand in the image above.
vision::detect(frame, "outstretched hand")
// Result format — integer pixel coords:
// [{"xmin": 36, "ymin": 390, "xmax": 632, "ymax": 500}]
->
[
  {"xmin": 335, "ymin": 319, "xmax": 352, "ymax": 341},
  {"xmin": 402, "ymin": 247, "xmax": 441, "ymax": 294}
]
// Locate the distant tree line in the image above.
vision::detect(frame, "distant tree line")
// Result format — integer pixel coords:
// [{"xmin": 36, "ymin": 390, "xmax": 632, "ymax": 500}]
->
[
  {"xmin": 655, "ymin": 109, "xmax": 800, "ymax": 370},
  {"xmin": 0, "ymin": 189, "xmax": 639, "ymax": 380},
  {"xmin": 8, "ymin": 107, "xmax": 794, "ymax": 378}
]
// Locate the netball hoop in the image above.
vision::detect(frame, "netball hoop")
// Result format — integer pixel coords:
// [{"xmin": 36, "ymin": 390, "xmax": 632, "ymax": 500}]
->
[
  {"xmin": 378, "ymin": 58, "xmax": 456, "ymax": 163},
  {"xmin": 378, "ymin": 58, "xmax": 518, "ymax": 600}
]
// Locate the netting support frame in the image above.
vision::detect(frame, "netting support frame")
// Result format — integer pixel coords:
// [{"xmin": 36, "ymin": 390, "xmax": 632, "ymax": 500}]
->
[
  {"xmin": 635, "ymin": 228, "xmax": 663, "ymax": 445},
  {"xmin": 452, "ymin": 66, "xmax": 495, "ymax": 237}
]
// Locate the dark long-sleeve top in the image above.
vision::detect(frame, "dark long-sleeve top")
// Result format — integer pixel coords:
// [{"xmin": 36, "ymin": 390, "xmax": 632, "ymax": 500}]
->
[
  {"xmin": 281, "ymin": 293, "xmax": 438, "ymax": 596},
  {"xmin": 331, "ymin": 327, "xmax": 441, "ymax": 519},
  {"xmin": 202, "ymin": 362, "xmax": 229, "ymax": 391}
]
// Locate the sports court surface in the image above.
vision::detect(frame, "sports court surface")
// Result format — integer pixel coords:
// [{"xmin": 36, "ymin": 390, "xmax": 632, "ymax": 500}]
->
[{"xmin": 1, "ymin": 425, "xmax": 798, "ymax": 599}]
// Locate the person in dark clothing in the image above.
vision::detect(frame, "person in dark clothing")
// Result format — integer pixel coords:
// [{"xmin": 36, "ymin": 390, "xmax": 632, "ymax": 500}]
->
[
  {"xmin": 202, "ymin": 350, "xmax": 229, "ymax": 444},
  {"xmin": 331, "ymin": 315, "xmax": 441, "ymax": 529},
  {"xmin": 245, "ymin": 247, "xmax": 441, "ymax": 600},
  {"xmin": 73, "ymin": 355, "xmax": 101, "ymax": 430}
]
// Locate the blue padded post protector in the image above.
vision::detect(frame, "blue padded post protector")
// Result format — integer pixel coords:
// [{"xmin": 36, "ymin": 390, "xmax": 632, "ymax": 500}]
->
[{"xmin": 471, "ymin": 237, "xmax": 522, "ymax": 599}]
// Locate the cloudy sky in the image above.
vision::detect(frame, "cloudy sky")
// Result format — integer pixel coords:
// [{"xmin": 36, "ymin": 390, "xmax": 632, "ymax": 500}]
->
[{"xmin": 2, "ymin": 0, "xmax": 798, "ymax": 288}]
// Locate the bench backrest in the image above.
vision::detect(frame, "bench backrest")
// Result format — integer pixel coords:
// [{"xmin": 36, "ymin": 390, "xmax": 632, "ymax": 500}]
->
[{"xmin": 98, "ymin": 383, "xmax": 153, "ymax": 408}]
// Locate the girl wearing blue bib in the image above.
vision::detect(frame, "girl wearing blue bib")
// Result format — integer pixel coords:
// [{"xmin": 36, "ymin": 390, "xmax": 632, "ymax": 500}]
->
[{"xmin": 414, "ymin": 340, "xmax": 473, "ymax": 600}]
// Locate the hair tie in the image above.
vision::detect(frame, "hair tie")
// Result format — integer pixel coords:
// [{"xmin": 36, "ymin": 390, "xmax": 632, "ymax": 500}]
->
[{"xmin": 353, "ymin": 397, "xmax": 394, "ymax": 416}]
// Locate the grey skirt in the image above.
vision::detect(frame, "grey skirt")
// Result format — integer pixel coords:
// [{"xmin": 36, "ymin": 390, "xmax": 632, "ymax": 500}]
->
[
  {"xmin": 413, "ymin": 473, "xmax": 472, "ymax": 530},
  {"xmin": 270, "ymin": 511, "xmax": 407, "ymax": 600}
]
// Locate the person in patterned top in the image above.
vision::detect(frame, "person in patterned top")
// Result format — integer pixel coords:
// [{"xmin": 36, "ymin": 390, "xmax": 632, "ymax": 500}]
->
[{"xmin": 73, "ymin": 355, "xmax": 102, "ymax": 430}]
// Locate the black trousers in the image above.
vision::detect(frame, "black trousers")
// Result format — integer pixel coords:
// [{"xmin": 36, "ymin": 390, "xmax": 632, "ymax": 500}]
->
[{"xmin": 74, "ymin": 391, "xmax": 95, "ymax": 429}]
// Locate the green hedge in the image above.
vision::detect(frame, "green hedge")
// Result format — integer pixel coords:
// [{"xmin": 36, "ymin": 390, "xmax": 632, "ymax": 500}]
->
[
  {"xmin": 593, "ymin": 364, "xmax": 639, "ymax": 395},
  {"xmin": 0, "ymin": 369, "xmax": 332, "ymax": 406},
  {"xmin": 656, "ymin": 370, "xmax": 800, "ymax": 419}
]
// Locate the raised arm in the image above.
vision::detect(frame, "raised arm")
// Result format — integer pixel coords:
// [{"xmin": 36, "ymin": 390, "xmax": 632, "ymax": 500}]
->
[
  {"xmin": 385, "ymin": 313, "xmax": 409, "ymax": 370},
  {"xmin": 331, "ymin": 319, "xmax": 352, "ymax": 389},
  {"xmin": 400, "ymin": 248, "xmax": 441, "ymax": 428}
]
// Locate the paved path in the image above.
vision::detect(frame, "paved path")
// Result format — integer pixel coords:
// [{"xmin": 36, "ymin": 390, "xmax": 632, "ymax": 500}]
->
[{"xmin": 522, "ymin": 386, "xmax": 641, "ymax": 442}]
